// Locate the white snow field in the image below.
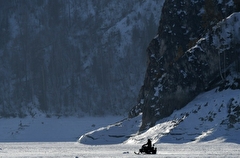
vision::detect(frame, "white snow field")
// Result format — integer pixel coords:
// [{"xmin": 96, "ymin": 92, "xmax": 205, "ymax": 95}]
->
[
  {"xmin": 0, "ymin": 141, "xmax": 240, "ymax": 157},
  {"xmin": 1, "ymin": 88, "xmax": 240, "ymax": 157},
  {"xmin": 0, "ymin": 114, "xmax": 240, "ymax": 158}
]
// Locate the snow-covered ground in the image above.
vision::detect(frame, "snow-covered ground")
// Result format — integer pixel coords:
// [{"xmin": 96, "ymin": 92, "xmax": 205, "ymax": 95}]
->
[
  {"xmin": 0, "ymin": 141, "xmax": 239, "ymax": 157},
  {"xmin": 0, "ymin": 115, "xmax": 124, "ymax": 142},
  {"xmin": 79, "ymin": 88, "xmax": 240, "ymax": 145},
  {"xmin": 0, "ymin": 111, "xmax": 240, "ymax": 157},
  {"xmin": 1, "ymin": 87, "xmax": 240, "ymax": 157}
]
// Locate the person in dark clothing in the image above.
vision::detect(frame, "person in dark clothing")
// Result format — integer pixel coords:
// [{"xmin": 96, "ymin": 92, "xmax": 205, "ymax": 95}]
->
[
  {"xmin": 138, "ymin": 139, "xmax": 157, "ymax": 154},
  {"xmin": 143, "ymin": 139, "xmax": 152, "ymax": 149}
]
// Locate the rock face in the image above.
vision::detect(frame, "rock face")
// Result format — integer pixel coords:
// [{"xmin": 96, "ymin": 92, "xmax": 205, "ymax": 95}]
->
[{"xmin": 129, "ymin": 0, "xmax": 240, "ymax": 130}]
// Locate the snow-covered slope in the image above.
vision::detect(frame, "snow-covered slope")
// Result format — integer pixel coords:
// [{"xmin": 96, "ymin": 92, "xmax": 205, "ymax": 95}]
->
[
  {"xmin": 78, "ymin": 11, "xmax": 240, "ymax": 145},
  {"xmin": 128, "ymin": 88, "xmax": 240, "ymax": 144},
  {"xmin": 79, "ymin": 115, "xmax": 142, "ymax": 145},
  {"xmin": 129, "ymin": 0, "xmax": 240, "ymax": 130},
  {"xmin": 79, "ymin": 87, "xmax": 240, "ymax": 145}
]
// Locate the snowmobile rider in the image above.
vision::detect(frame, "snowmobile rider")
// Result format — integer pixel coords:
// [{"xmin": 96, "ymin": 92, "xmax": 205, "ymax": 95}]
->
[
  {"xmin": 142, "ymin": 139, "xmax": 152, "ymax": 149},
  {"xmin": 137, "ymin": 138, "xmax": 157, "ymax": 154}
]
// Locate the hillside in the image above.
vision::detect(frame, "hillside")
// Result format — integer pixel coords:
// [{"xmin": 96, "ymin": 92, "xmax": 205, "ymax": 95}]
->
[
  {"xmin": 129, "ymin": 0, "xmax": 240, "ymax": 130},
  {"xmin": 79, "ymin": 2, "xmax": 240, "ymax": 145},
  {"xmin": 1, "ymin": 0, "xmax": 240, "ymax": 146},
  {"xmin": 0, "ymin": 0, "xmax": 164, "ymax": 117},
  {"xmin": 79, "ymin": 82, "xmax": 240, "ymax": 145}
]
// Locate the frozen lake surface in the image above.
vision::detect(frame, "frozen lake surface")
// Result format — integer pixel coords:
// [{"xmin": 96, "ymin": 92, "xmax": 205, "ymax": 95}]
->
[
  {"xmin": 1, "ymin": 114, "xmax": 240, "ymax": 157},
  {"xmin": 0, "ymin": 142, "xmax": 239, "ymax": 157}
]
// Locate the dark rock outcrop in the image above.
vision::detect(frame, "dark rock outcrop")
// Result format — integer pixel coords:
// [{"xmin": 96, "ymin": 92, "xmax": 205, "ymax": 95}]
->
[{"xmin": 129, "ymin": 0, "xmax": 240, "ymax": 130}]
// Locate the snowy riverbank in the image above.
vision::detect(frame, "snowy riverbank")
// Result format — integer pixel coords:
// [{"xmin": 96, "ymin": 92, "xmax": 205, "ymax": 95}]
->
[
  {"xmin": 0, "ymin": 112, "xmax": 240, "ymax": 157},
  {"xmin": 0, "ymin": 115, "xmax": 124, "ymax": 142}
]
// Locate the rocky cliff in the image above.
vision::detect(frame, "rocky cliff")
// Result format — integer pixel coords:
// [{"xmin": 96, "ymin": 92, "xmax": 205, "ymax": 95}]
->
[{"xmin": 129, "ymin": 0, "xmax": 240, "ymax": 130}]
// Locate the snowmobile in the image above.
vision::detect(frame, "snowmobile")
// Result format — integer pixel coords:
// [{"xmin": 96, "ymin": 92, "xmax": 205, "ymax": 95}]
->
[
  {"xmin": 138, "ymin": 144, "xmax": 157, "ymax": 154},
  {"xmin": 135, "ymin": 139, "xmax": 157, "ymax": 154}
]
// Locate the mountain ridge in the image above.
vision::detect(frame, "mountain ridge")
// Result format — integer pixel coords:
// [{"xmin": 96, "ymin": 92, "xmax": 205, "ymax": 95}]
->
[
  {"xmin": 79, "ymin": 3, "xmax": 240, "ymax": 144},
  {"xmin": 129, "ymin": 0, "xmax": 240, "ymax": 131}
]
